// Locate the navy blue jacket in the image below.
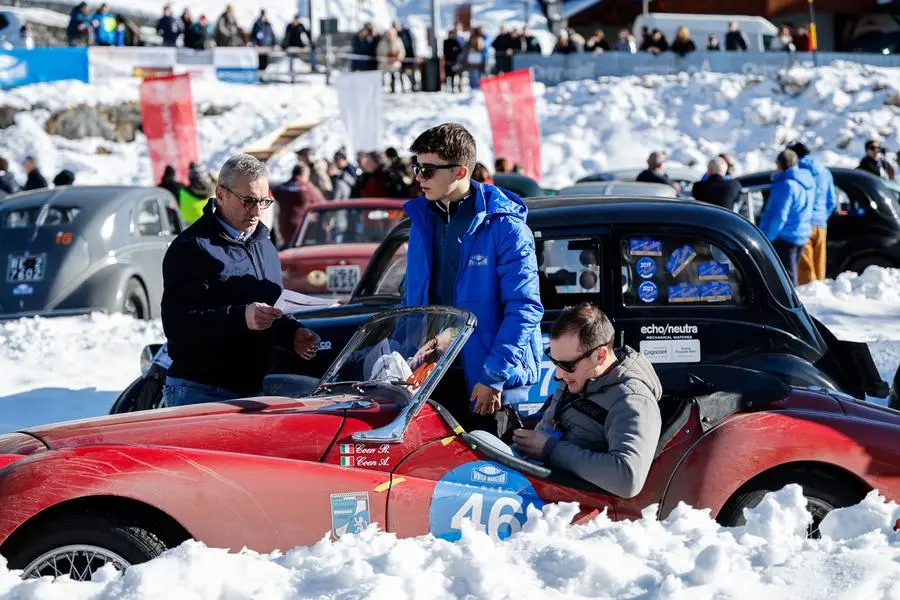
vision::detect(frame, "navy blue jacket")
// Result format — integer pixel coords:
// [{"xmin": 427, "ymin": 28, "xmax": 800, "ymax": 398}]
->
[
  {"xmin": 156, "ymin": 15, "xmax": 182, "ymax": 46},
  {"xmin": 162, "ymin": 200, "xmax": 301, "ymax": 395},
  {"xmin": 252, "ymin": 19, "xmax": 276, "ymax": 47}
]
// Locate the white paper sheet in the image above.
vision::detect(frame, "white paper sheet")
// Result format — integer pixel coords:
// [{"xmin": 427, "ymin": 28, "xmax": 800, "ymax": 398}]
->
[{"xmin": 274, "ymin": 289, "xmax": 339, "ymax": 313}]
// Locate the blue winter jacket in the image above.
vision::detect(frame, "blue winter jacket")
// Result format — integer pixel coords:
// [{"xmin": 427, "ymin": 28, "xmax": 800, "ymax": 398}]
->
[
  {"xmin": 798, "ymin": 156, "xmax": 837, "ymax": 228},
  {"xmin": 403, "ymin": 182, "xmax": 543, "ymax": 404},
  {"xmin": 252, "ymin": 19, "xmax": 275, "ymax": 47},
  {"xmin": 759, "ymin": 167, "xmax": 815, "ymax": 246},
  {"xmin": 92, "ymin": 12, "xmax": 118, "ymax": 46}
]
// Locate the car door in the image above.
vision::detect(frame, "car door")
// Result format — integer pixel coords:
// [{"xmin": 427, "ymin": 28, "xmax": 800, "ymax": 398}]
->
[{"xmin": 128, "ymin": 196, "xmax": 170, "ymax": 312}]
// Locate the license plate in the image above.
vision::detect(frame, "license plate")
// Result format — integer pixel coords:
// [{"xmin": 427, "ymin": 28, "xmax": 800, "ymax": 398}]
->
[
  {"xmin": 7, "ymin": 253, "xmax": 47, "ymax": 283},
  {"xmin": 326, "ymin": 265, "xmax": 359, "ymax": 292}
]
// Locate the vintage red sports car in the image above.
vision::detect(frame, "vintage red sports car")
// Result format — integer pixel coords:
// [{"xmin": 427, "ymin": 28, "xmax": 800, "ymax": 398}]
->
[
  {"xmin": 0, "ymin": 306, "xmax": 898, "ymax": 581},
  {"xmin": 278, "ymin": 200, "xmax": 406, "ymax": 298}
]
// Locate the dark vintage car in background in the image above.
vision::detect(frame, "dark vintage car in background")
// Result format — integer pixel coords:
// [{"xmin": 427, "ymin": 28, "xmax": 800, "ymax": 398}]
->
[
  {"xmin": 578, "ymin": 167, "xmax": 700, "ymax": 197},
  {"xmin": 114, "ymin": 195, "xmax": 889, "ymax": 416},
  {"xmin": 278, "ymin": 200, "xmax": 406, "ymax": 298},
  {"xmin": 738, "ymin": 168, "xmax": 900, "ymax": 276},
  {"xmin": 0, "ymin": 186, "xmax": 181, "ymax": 320}
]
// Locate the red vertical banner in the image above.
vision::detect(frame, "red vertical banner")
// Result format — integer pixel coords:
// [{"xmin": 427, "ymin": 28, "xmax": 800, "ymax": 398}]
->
[
  {"xmin": 480, "ymin": 68, "xmax": 542, "ymax": 182},
  {"xmin": 139, "ymin": 73, "xmax": 199, "ymax": 185}
]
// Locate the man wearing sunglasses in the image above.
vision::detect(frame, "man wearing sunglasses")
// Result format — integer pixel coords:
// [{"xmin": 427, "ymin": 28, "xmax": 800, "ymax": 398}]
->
[
  {"xmin": 513, "ymin": 303, "xmax": 662, "ymax": 498},
  {"xmin": 403, "ymin": 123, "xmax": 543, "ymax": 432},
  {"xmin": 161, "ymin": 154, "xmax": 321, "ymax": 407}
]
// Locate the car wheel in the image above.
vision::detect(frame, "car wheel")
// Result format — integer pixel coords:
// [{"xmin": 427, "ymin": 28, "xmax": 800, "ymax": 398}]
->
[
  {"xmin": 122, "ymin": 278, "xmax": 149, "ymax": 320},
  {"xmin": 5, "ymin": 515, "xmax": 168, "ymax": 581},
  {"xmin": 847, "ymin": 255, "xmax": 893, "ymax": 275},
  {"xmin": 717, "ymin": 468, "xmax": 867, "ymax": 538}
]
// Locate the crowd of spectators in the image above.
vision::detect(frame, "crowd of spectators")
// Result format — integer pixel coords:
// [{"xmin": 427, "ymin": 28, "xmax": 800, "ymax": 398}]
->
[{"xmin": 0, "ymin": 155, "xmax": 75, "ymax": 198}]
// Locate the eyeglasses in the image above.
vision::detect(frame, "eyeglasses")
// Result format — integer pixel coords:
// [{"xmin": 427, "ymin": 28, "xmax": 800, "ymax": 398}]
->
[
  {"xmin": 222, "ymin": 185, "xmax": 274, "ymax": 210},
  {"xmin": 412, "ymin": 162, "xmax": 461, "ymax": 180},
  {"xmin": 545, "ymin": 343, "xmax": 605, "ymax": 374}
]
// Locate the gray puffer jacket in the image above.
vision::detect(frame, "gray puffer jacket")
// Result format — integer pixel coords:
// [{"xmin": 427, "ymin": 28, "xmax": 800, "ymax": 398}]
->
[{"xmin": 537, "ymin": 346, "xmax": 662, "ymax": 498}]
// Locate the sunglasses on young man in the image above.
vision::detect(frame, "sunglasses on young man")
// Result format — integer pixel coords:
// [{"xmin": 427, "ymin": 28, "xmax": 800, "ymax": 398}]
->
[
  {"xmin": 411, "ymin": 161, "xmax": 461, "ymax": 180},
  {"xmin": 544, "ymin": 343, "xmax": 606, "ymax": 374},
  {"xmin": 222, "ymin": 184, "xmax": 274, "ymax": 210}
]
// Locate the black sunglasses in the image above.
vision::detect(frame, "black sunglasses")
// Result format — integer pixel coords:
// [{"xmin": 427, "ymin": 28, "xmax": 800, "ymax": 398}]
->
[
  {"xmin": 545, "ymin": 344, "xmax": 605, "ymax": 374},
  {"xmin": 223, "ymin": 184, "xmax": 274, "ymax": 210},
  {"xmin": 412, "ymin": 162, "xmax": 461, "ymax": 180}
]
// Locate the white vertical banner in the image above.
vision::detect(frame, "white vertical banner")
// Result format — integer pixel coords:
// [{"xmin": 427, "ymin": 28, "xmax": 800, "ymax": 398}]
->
[{"xmin": 337, "ymin": 71, "xmax": 383, "ymax": 157}]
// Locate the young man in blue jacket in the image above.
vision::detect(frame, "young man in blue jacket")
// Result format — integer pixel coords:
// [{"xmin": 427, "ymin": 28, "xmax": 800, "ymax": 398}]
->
[
  {"xmin": 403, "ymin": 123, "xmax": 543, "ymax": 431},
  {"xmin": 789, "ymin": 143, "xmax": 837, "ymax": 284},
  {"xmin": 758, "ymin": 149, "xmax": 815, "ymax": 286}
]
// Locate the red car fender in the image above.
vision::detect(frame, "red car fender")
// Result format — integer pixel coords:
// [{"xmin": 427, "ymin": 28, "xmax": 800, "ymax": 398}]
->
[
  {"xmin": 0, "ymin": 444, "xmax": 394, "ymax": 554},
  {"xmin": 657, "ymin": 409, "xmax": 900, "ymax": 519}
]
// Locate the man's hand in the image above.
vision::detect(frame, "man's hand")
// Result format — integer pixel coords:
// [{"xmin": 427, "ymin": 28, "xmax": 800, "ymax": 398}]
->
[
  {"xmin": 410, "ymin": 329, "xmax": 456, "ymax": 369},
  {"xmin": 472, "ymin": 383, "xmax": 502, "ymax": 416},
  {"xmin": 245, "ymin": 303, "xmax": 282, "ymax": 330},
  {"xmin": 512, "ymin": 429, "xmax": 550, "ymax": 459},
  {"xmin": 294, "ymin": 328, "xmax": 320, "ymax": 360}
]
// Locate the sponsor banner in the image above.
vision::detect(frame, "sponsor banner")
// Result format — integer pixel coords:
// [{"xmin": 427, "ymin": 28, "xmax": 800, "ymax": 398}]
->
[
  {"xmin": 213, "ymin": 47, "xmax": 259, "ymax": 83},
  {"xmin": 90, "ymin": 47, "xmax": 177, "ymax": 79},
  {"xmin": 480, "ymin": 68, "xmax": 543, "ymax": 182},
  {"xmin": 139, "ymin": 73, "xmax": 200, "ymax": 186},
  {"xmin": 336, "ymin": 70, "xmax": 383, "ymax": 156},
  {"xmin": 0, "ymin": 48, "xmax": 89, "ymax": 88}
]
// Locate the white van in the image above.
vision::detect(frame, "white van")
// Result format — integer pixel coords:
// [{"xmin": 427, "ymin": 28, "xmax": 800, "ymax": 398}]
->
[{"xmin": 632, "ymin": 13, "xmax": 778, "ymax": 52}]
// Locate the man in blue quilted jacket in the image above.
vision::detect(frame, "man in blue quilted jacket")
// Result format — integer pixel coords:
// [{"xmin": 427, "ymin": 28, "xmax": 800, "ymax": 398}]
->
[
  {"xmin": 402, "ymin": 123, "xmax": 543, "ymax": 431},
  {"xmin": 788, "ymin": 142, "xmax": 837, "ymax": 284}
]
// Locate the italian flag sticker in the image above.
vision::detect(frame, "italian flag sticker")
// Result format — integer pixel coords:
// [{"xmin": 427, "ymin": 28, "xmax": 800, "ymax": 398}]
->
[
  {"xmin": 339, "ymin": 444, "xmax": 354, "ymax": 454},
  {"xmin": 340, "ymin": 456, "xmax": 355, "ymax": 467}
]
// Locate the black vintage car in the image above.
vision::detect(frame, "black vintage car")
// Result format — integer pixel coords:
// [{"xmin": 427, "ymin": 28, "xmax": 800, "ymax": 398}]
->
[
  {"xmin": 113, "ymin": 195, "xmax": 889, "ymax": 415},
  {"xmin": 738, "ymin": 168, "xmax": 900, "ymax": 277}
]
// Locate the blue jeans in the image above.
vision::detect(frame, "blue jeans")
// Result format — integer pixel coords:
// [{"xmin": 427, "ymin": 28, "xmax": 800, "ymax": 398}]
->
[{"xmin": 161, "ymin": 375, "xmax": 320, "ymax": 408}]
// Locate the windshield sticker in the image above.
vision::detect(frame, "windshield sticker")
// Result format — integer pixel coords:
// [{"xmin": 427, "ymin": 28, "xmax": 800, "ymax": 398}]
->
[
  {"xmin": 429, "ymin": 461, "xmax": 544, "ymax": 542},
  {"xmin": 698, "ymin": 260, "xmax": 729, "ymax": 281},
  {"xmin": 701, "ymin": 281, "xmax": 733, "ymax": 303},
  {"xmin": 666, "ymin": 245, "xmax": 697, "ymax": 277},
  {"xmin": 630, "ymin": 238, "xmax": 662, "ymax": 256},
  {"xmin": 636, "ymin": 257, "xmax": 657, "ymax": 279},
  {"xmin": 668, "ymin": 283, "xmax": 700, "ymax": 303},
  {"xmin": 12, "ymin": 283, "xmax": 33, "ymax": 296},
  {"xmin": 638, "ymin": 281, "xmax": 658, "ymax": 303},
  {"xmin": 330, "ymin": 492, "xmax": 370, "ymax": 539}
]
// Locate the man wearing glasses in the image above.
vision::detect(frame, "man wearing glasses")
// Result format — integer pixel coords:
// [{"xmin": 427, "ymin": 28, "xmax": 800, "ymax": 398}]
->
[
  {"xmin": 513, "ymin": 303, "xmax": 662, "ymax": 498},
  {"xmin": 403, "ymin": 123, "xmax": 543, "ymax": 431},
  {"xmin": 160, "ymin": 154, "xmax": 321, "ymax": 407}
]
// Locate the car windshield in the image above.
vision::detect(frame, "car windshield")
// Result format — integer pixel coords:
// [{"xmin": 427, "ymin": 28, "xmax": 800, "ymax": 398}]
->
[
  {"xmin": 298, "ymin": 207, "xmax": 405, "ymax": 246},
  {"xmin": 3, "ymin": 206, "xmax": 80, "ymax": 228},
  {"xmin": 316, "ymin": 307, "xmax": 473, "ymax": 403}
]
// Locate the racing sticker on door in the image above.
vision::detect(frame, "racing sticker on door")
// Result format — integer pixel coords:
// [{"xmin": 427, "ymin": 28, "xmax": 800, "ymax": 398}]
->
[
  {"xmin": 330, "ymin": 491, "xmax": 370, "ymax": 539},
  {"xmin": 639, "ymin": 323, "xmax": 701, "ymax": 364},
  {"xmin": 429, "ymin": 461, "xmax": 543, "ymax": 542}
]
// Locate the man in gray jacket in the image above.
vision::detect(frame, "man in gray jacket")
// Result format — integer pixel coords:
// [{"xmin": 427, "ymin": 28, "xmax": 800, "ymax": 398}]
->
[{"xmin": 513, "ymin": 303, "xmax": 662, "ymax": 498}]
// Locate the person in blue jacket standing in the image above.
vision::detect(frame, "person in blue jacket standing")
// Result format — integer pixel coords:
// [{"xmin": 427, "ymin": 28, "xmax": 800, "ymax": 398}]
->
[
  {"xmin": 759, "ymin": 149, "xmax": 815, "ymax": 286},
  {"xmin": 403, "ymin": 123, "xmax": 543, "ymax": 432},
  {"xmin": 788, "ymin": 142, "xmax": 836, "ymax": 284},
  {"xmin": 91, "ymin": 4, "xmax": 118, "ymax": 46}
]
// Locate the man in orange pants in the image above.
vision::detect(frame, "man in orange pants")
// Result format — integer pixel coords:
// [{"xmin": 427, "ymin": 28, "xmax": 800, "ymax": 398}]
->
[{"xmin": 790, "ymin": 143, "xmax": 836, "ymax": 284}]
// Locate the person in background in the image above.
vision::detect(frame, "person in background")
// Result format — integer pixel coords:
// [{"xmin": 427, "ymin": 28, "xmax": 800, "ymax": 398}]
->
[
  {"xmin": 251, "ymin": 9, "xmax": 276, "ymax": 48},
  {"xmin": 53, "ymin": 169, "xmax": 76, "ymax": 186},
  {"xmin": 494, "ymin": 157, "xmax": 513, "ymax": 174},
  {"xmin": 0, "ymin": 157, "xmax": 20, "ymax": 196},
  {"xmin": 66, "ymin": 2, "xmax": 92, "ymax": 46},
  {"xmin": 296, "ymin": 147, "xmax": 334, "ymax": 197},
  {"xmin": 789, "ymin": 142, "xmax": 836, "ymax": 284},
  {"xmin": 181, "ymin": 8, "xmax": 197, "ymax": 49},
  {"xmin": 707, "ymin": 34, "xmax": 721, "ymax": 51},
  {"xmin": 330, "ymin": 150, "xmax": 359, "ymax": 201},
  {"xmin": 513, "ymin": 303, "xmax": 661, "ymax": 498},
  {"xmin": 91, "ymin": 4, "xmax": 118, "ymax": 47},
  {"xmin": 393, "ymin": 21, "xmax": 417, "ymax": 91},
  {"xmin": 158, "ymin": 165, "xmax": 184, "ymax": 199},
  {"xmin": 464, "ymin": 27, "xmax": 489, "ymax": 90},
  {"xmin": 758, "ymin": 149, "xmax": 815, "ymax": 285},
  {"xmin": 857, "ymin": 139, "xmax": 895, "ymax": 180},
  {"xmin": 769, "ymin": 24, "xmax": 795, "ymax": 52},
  {"xmin": 161, "ymin": 154, "xmax": 320, "ymax": 407},
  {"xmin": 636, "ymin": 151, "xmax": 677, "ymax": 189},
  {"xmin": 585, "ymin": 28, "xmax": 611, "ymax": 53},
  {"xmin": 670, "ymin": 26, "xmax": 696, "ymax": 57},
  {"xmin": 22, "ymin": 156, "xmax": 48, "ymax": 191},
  {"xmin": 353, "ymin": 152, "xmax": 391, "ymax": 198},
  {"xmin": 472, "ymin": 162, "xmax": 493, "ymax": 184},
  {"xmin": 614, "ymin": 28, "xmax": 637, "ymax": 53},
  {"xmin": 553, "ymin": 30, "xmax": 580, "ymax": 55},
  {"xmin": 691, "ymin": 157, "xmax": 741, "ymax": 210},
  {"xmin": 377, "ymin": 27, "xmax": 407, "ymax": 94},
  {"xmin": 273, "ymin": 163, "xmax": 325, "ymax": 246},
  {"xmin": 492, "ymin": 25, "xmax": 516, "ymax": 73},
  {"xmin": 521, "ymin": 27, "xmax": 542, "ymax": 54},
  {"xmin": 215, "ymin": 4, "xmax": 244, "ymax": 47},
  {"xmin": 156, "ymin": 4, "xmax": 181, "ymax": 48},
  {"xmin": 643, "ymin": 29, "xmax": 669, "ymax": 54},
  {"xmin": 178, "ymin": 162, "xmax": 216, "ymax": 225},
  {"xmin": 442, "ymin": 26, "xmax": 464, "ymax": 92},
  {"xmin": 793, "ymin": 25, "xmax": 812, "ymax": 52},
  {"xmin": 725, "ymin": 21, "xmax": 749, "ymax": 51},
  {"xmin": 283, "ymin": 15, "xmax": 311, "ymax": 50},
  {"xmin": 718, "ymin": 152, "xmax": 738, "ymax": 176}
]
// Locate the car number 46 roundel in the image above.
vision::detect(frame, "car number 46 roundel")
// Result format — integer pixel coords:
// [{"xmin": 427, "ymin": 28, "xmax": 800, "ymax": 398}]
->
[{"xmin": 429, "ymin": 461, "xmax": 544, "ymax": 542}]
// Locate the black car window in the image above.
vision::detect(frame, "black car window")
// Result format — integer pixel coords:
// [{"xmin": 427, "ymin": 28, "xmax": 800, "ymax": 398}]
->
[
  {"xmin": 834, "ymin": 184, "xmax": 864, "ymax": 217},
  {"xmin": 538, "ymin": 237, "xmax": 602, "ymax": 309},
  {"xmin": 136, "ymin": 199, "xmax": 162, "ymax": 236},
  {"xmin": 621, "ymin": 236, "xmax": 745, "ymax": 307},
  {"xmin": 3, "ymin": 206, "xmax": 79, "ymax": 228}
]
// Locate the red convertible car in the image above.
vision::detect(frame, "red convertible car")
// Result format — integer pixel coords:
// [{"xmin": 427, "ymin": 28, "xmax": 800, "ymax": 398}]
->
[
  {"xmin": 279, "ymin": 200, "xmax": 406, "ymax": 297},
  {"xmin": 1, "ymin": 306, "xmax": 899, "ymax": 581}
]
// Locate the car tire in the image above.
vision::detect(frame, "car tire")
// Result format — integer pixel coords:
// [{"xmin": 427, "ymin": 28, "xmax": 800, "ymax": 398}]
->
[
  {"xmin": 5, "ymin": 514, "xmax": 168, "ymax": 581},
  {"xmin": 122, "ymin": 278, "xmax": 149, "ymax": 320},
  {"xmin": 717, "ymin": 468, "xmax": 867, "ymax": 538}
]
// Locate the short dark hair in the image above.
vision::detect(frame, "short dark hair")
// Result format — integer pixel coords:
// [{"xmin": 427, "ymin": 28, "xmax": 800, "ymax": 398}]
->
[
  {"xmin": 409, "ymin": 123, "xmax": 476, "ymax": 169},
  {"xmin": 787, "ymin": 142, "xmax": 810, "ymax": 158},
  {"xmin": 776, "ymin": 149, "xmax": 798, "ymax": 171},
  {"xmin": 550, "ymin": 303, "xmax": 615, "ymax": 351},
  {"xmin": 865, "ymin": 139, "xmax": 881, "ymax": 151}
]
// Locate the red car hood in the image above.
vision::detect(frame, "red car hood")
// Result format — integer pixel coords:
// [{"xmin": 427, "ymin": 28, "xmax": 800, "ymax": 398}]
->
[
  {"xmin": 278, "ymin": 243, "xmax": 379, "ymax": 263},
  {"xmin": 22, "ymin": 395, "xmax": 398, "ymax": 462}
]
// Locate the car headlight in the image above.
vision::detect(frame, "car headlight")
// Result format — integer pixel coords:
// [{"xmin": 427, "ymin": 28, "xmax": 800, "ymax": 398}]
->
[{"xmin": 0, "ymin": 433, "xmax": 47, "ymax": 456}]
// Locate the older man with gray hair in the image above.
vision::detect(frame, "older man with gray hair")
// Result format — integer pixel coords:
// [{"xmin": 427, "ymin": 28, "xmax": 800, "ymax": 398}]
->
[
  {"xmin": 161, "ymin": 154, "xmax": 321, "ymax": 407},
  {"xmin": 691, "ymin": 156, "xmax": 742, "ymax": 211}
]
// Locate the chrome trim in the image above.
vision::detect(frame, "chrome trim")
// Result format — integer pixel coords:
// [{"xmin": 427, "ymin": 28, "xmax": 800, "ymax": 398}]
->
[{"xmin": 326, "ymin": 399, "xmax": 378, "ymax": 410}]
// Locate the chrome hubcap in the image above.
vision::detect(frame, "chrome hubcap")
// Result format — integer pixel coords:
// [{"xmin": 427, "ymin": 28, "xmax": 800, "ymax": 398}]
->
[{"xmin": 22, "ymin": 545, "xmax": 130, "ymax": 581}]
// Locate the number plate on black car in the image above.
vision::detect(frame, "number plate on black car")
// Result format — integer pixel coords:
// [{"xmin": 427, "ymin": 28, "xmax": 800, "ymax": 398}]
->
[
  {"xmin": 6, "ymin": 253, "xmax": 47, "ymax": 282},
  {"xmin": 326, "ymin": 265, "xmax": 359, "ymax": 292}
]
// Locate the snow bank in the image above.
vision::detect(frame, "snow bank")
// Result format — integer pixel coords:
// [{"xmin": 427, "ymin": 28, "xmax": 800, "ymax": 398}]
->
[{"xmin": 3, "ymin": 486, "xmax": 900, "ymax": 598}]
